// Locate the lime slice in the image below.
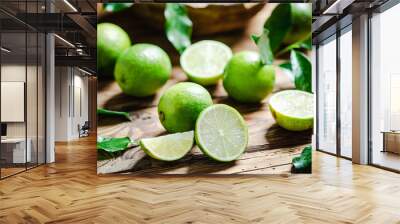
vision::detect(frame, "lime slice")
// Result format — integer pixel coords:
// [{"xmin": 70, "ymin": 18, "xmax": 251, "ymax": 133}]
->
[
  {"xmin": 269, "ymin": 90, "xmax": 314, "ymax": 131},
  {"xmin": 140, "ymin": 131, "xmax": 194, "ymax": 161},
  {"xmin": 195, "ymin": 104, "xmax": 248, "ymax": 162},
  {"xmin": 180, "ymin": 40, "xmax": 232, "ymax": 86}
]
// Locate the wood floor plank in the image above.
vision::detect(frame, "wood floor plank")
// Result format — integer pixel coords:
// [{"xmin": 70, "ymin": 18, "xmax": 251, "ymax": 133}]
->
[{"xmin": 0, "ymin": 136, "xmax": 399, "ymax": 223}]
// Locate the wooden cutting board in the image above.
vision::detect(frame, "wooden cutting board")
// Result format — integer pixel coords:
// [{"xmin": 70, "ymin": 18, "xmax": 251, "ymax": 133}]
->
[{"xmin": 97, "ymin": 4, "xmax": 312, "ymax": 175}]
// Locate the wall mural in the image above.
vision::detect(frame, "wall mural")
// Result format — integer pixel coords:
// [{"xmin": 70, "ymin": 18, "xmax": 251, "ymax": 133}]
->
[{"xmin": 96, "ymin": 3, "xmax": 313, "ymax": 175}]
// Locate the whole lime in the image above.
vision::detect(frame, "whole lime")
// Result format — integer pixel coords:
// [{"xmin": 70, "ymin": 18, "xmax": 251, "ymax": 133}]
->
[
  {"xmin": 283, "ymin": 4, "xmax": 312, "ymax": 45},
  {"xmin": 223, "ymin": 51, "xmax": 275, "ymax": 103},
  {"xmin": 114, "ymin": 44, "xmax": 172, "ymax": 97},
  {"xmin": 97, "ymin": 23, "xmax": 131, "ymax": 76},
  {"xmin": 158, "ymin": 82, "xmax": 213, "ymax": 133}
]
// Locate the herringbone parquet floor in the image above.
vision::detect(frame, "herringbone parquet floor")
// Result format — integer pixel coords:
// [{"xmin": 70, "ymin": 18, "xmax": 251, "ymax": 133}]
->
[{"xmin": 1, "ymin": 136, "xmax": 399, "ymax": 224}]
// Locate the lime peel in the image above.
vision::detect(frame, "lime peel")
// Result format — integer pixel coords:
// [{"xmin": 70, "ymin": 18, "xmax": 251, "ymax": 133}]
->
[
  {"xmin": 269, "ymin": 90, "xmax": 314, "ymax": 131},
  {"xmin": 140, "ymin": 131, "xmax": 194, "ymax": 161}
]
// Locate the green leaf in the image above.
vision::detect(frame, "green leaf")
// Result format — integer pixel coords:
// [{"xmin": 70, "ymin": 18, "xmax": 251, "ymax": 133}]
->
[
  {"xmin": 290, "ymin": 50, "xmax": 312, "ymax": 93},
  {"xmin": 276, "ymin": 35, "xmax": 312, "ymax": 56},
  {"xmin": 252, "ymin": 28, "xmax": 274, "ymax": 65},
  {"xmin": 164, "ymin": 3, "xmax": 192, "ymax": 54},
  {"xmin": 264, "ymin": 4, "xmax": 311, "ymax": 55},
  {"xmin": 251, "ymin": 35, "xmax": 260, "ymax": 43},
  {"xmin": 279, "ymin": 61, "xmax": 293, "ymax": 80},
  {"xmin": 291, "ymin": 145, "xmax": 312, "ymax": 173},
  {"xmin": 97, "ymin": 136, "xmax": 137, "ymax": 153},
  {"xmin": 97, "ymin": 150, "xmax": 115, "ymax": 161},
  {"xmin": 300, "ymin": 36, "xmax": 312, "ymax": 50},
  {"xmin": 97, "ymin": 136, "xmax": 137, "ymax": 160},
  {"xmin": 279, "ymin": 62, "xmax": 292, "ymax": 72},
  {"xmin": 103, "ymin": 3, "xmax": 133, "ymax": 13},
  {"xmin": 264, "ymin": 4, "xmax": 292, "ymax": 53},
  {"xmin": 97, "ymin": 108, "xmax": 131, "ymax": 121}
]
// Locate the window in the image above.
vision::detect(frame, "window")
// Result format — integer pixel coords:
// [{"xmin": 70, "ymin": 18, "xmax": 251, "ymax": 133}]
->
[
  {"xmin": 317, "ymin": 35, "xmax": 337, "ymax": 154},
  {"xmin": 0, "ymin": 1, "xmax": 46, "ymax": 179},
  {"xmin": 339, "ymin": 27, "xmax": 352, "ymax": 158},
  {"xmin": 370, "ymin": 2, "xmax": 400, "ymax": 171}
]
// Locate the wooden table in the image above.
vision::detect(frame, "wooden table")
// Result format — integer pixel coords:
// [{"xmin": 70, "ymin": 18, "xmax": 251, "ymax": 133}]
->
[
  {"xmin": 97, "ymin": 4, "xmax": 312, "ymax": 175},
  {"xmin": 382, "ymin": 131, "xmax": 400, "ymax": 154},
  {"xmin": 1, "ymin": 138, "xmax": 32, "ymax": 164}
]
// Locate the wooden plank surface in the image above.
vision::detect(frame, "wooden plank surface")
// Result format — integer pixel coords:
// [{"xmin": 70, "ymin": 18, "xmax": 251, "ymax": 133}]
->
[
  {"xmin": 97, "ymin": 4, "xmax": 312, "ymax": 174},
  {"xmin": 2, "ymin": 137, "xmax": 400, "ymax": 223}
]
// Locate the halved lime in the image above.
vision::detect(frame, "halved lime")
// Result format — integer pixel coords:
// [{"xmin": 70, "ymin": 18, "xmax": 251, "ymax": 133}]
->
[
  {"xmin": 195, "ymin": 104, "xmax": 248, "ymax": 162},
  {"xmin": 180, "ymin": 40, "xmax": 232, "ymax": 86},
  {"xmin": 269, "ymin": 90, "xmax": 314, "ymax": 131},
  {"xmin": 140, "ymin": 131, "xmax": 194, "ymax": 161}
]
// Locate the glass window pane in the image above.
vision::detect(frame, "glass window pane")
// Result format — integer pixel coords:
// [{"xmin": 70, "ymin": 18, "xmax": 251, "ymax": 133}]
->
[
  {"xmin": 317, "ymin": 36, "xmax": 337, "ymax": 154},
  {"xmin": 371, "ymin": 4, "xmax": 400, "ymax": 171},
  {"xmin": 1, "ymin": 0, "xmax": 46, "ymax": 178},
  {"xmin": 312, "ymin": 46, "xmax": 317, "ymax": 150},
  {"xmin": 340, "ymin": 28, "xmax": 352, "ymax": 158},
  {"xmin": 27, "ymin": 30, "xmax": 38, "ymax": 169},
  {"xmin": 1, "ymin": 31, "xmax": 27, "ymax": 177}
]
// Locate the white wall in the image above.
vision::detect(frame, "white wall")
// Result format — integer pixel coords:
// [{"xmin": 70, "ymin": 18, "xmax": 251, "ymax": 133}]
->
[
  {"xmin": 1, "ymin": 65, "xmax": 30, "ymax": 138},
  {"xmin": 1, "ymin": 65, "xmax": 25, "ymax": 139},
  {"xmin": 55, "ymin": 66, "xmax": 89, "ymax": 141},
  {"xmin": 55, "ymin": 66, "xmax": 69, "ymax": 141},
  {"xmin": 1, "ymin": 63, "xmax": 46, "ymax": 164},
  {"xmin": 73, "ymin": 73, "xmax": 89, "ymax": 137}
]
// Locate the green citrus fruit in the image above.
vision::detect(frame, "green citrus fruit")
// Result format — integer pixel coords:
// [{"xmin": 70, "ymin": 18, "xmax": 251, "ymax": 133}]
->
[
  {"xmin": 180, "ymin": 40, "xmax": 232, "ymax": 86},
  {"xmin": 158, "ymin": 82, "xmax": 213, "ymax": 133},
  {"xmin": 283, "ymin": 4, "xmax": 312, "ymax": 45},
  {"xmin": 269, "ymin": 90, "xmax": 314, "ymax": 131},
  {"xmin": 195, "ymin": 104, "xmax": 248, "ymax": 162},
  {"xmin": 223, "ymin": 51, "xmax": 275, "ymax": 103},
  {"xmin": 97, "ymin": 23, "xmax": 131, "ymax": 76},
  {"xmin": 140, "ymin": 131, "xmax": 194, "ymax": 161},
  {"xmin": 114, "ymin": 44, "xmax": 172, "ymax": 97}
]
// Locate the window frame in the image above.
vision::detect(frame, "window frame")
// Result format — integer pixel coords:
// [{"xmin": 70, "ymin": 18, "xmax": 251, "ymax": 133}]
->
[
  {"xmin": 315, "ymin": 21, "xmax": 353, "ymax": 161},
  {"xmin": 0, "ymin": 0, "xmax": 48, "ymax": 180},
  {"xmin": 367, "ymin": 0, "xmax": 400, "ymax": 173}
]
